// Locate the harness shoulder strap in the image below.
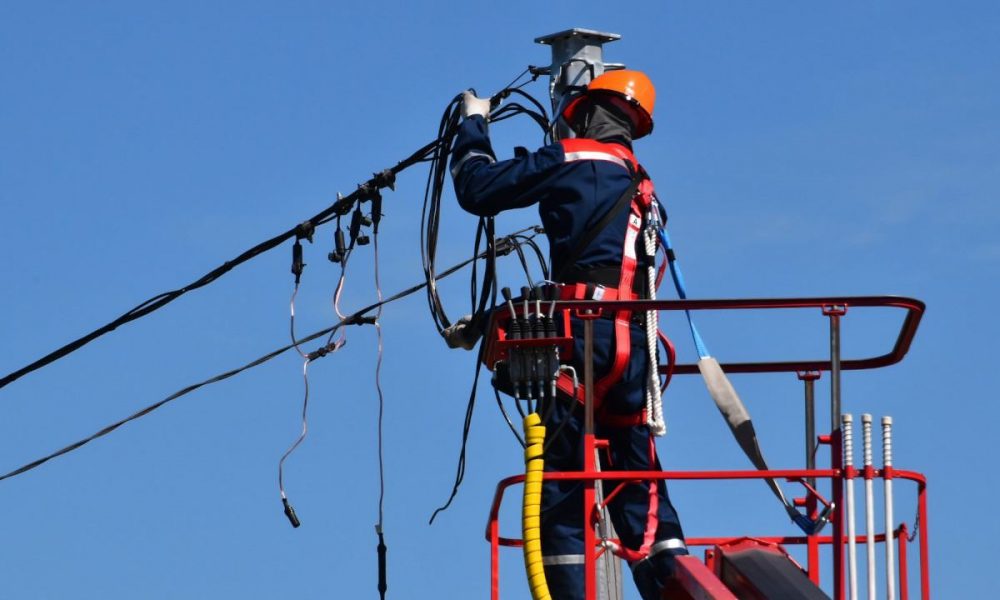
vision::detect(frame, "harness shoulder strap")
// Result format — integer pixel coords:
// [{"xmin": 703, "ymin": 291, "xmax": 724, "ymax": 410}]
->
[{"xmin": 553, "ymin": 171, "xmax": 644, "ymax": 282}]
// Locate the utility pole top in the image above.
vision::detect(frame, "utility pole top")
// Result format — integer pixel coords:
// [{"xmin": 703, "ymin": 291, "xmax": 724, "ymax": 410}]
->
[
  {"xmin": 534, "ymin": 28, "xmax": 620, "ymax": 47},
  {"xmin": 534, "ymin": 28, "xmax": 625, "ymax": 139}
]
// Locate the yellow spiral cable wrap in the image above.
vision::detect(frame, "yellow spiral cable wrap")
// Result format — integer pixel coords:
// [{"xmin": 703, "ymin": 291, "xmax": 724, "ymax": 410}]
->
[{"xmin": 522, "ymin": 412, "xmax": 551, "ymax": 600}]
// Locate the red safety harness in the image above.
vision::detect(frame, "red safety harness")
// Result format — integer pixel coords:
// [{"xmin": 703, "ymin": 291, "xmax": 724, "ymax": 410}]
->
[
  {"xmin": 557, "ymin": 140, "xmax": 668, "ymax": 562},
  {"xmin": 554, "ymin": 138, "xmax": 657, "ymax": 429}
]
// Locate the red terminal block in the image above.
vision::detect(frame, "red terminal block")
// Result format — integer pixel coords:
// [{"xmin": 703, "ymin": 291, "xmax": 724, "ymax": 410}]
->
[{"xmin": 482, "ymin": 301, "xmax": 574, "ymax": 367}]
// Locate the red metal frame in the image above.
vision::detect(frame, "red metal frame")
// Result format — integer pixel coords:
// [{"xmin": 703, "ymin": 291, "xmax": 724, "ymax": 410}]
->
[
  {"xmin": 674, "ymin": 555, "xmax": 738, "ymax": 599},
  {"xmin": 557, "ymin": 295, "xmax": 924, "ymax": 374},
  {"xmin": 486, "ymin": 468, "xmax": 930, "ymax": 600},
  {"xmin": 483, "ymin": 296, "xmax": 929, "ymax": 600}
]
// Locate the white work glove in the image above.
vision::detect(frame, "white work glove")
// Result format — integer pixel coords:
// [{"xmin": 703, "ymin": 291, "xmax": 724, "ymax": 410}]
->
[
  {"xmin": 461, "ymin": 91, "xmax": 492, "ymax": 121},
  {"xmin": 443, "ymin": 314, "xmax": 484, "ymax": 350}
]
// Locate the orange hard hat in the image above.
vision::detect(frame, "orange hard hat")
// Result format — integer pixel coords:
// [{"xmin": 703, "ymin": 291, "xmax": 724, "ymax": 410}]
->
[{"xmin": 561, "ymin": 69, "xmax": 656, "ymax": 138}]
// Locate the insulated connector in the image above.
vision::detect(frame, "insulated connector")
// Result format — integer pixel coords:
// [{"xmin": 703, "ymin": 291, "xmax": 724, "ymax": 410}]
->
[
  {"xmin": 376, "ymin": 529, "xmax": 388, "ymax": 598},
  {"xmin": 282, "ymin": 498, "xmax": 301, "ymax": 528},
  {"xmin": 329, "ymin": 228, "xmax": 347, "ymax": 263},
  {"xmin": 371, "ymin": 190, "xmax": 383, "ymax": 234},
  {"xmin": 291, "ymin": 240, "xmax": 305, "ymax": 284}
]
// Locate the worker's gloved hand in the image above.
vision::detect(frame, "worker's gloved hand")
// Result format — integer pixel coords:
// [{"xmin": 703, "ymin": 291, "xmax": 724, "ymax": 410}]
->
[
  {"xmin": 461, "ymin": 91, "xmax": 492, "ymax": 121},
  {"xmin": 443, "ymin": 314, "xmax": 483, "ymax": 350}
]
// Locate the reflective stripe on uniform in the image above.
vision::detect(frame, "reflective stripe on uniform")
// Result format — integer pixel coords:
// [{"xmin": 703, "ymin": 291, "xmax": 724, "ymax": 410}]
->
[
  {"xmin": 560, "ymin": 138, "xmax": 638, "ymax": 173},
  {"xmin": 563, "ymin": 150, "xmax": 629, "ymax": 171},
  {"xmin": 627, "ymin": 538, "xmax": 687, "ymax": 571},
  {"xmin": 451, "ymin": 150, "xmax": 495, "ymax": 177},
  {"xmin": 542, "ymin": 554, "xmax": 586, "ymax": 566},
  {"xmin": 648, "ymin": 538, "xmax": 687, "ymax": 557}
]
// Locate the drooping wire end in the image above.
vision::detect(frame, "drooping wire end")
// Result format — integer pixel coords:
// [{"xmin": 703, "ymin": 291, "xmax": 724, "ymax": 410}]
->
[
  {"xmin": 282, "ymin": 497, "xmax": 301, "ymax": 528},
  {"xmin": 376, "ymin": 526, "xmax": 388, "ymax": 599}
]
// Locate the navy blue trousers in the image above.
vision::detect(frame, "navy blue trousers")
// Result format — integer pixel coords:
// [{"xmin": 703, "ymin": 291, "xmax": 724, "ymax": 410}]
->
[{"xmin": 539, "ymin": 318, "xmax": 687, "ymax": 600}]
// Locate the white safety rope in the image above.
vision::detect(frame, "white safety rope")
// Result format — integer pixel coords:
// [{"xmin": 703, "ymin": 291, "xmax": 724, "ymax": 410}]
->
[{"xmin": 643, "ymin": 208, "xmax": 666, "ymax": 436}]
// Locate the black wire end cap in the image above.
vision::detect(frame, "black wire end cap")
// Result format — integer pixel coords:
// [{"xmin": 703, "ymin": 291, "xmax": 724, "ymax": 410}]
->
[{"xmin": 282, "ymin": 498, "xmax": 301, "ymax": 528}]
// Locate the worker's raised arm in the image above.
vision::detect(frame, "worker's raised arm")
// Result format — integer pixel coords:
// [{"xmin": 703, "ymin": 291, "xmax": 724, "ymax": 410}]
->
[{"xmin": 450, "ymin": 96, "xmax": 563, "ymax": 217}]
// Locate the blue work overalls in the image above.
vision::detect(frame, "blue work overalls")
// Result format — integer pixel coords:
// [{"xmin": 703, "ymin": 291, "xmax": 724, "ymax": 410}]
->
[{"xmin": 452, "ymin": 115, "xmax": 687, "ymax": 600}]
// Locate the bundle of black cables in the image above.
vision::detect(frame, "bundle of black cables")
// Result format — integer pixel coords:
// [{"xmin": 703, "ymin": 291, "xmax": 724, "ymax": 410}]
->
[
  {"xmin": 423, "ymin": 83, "xmax": 553, "ymax": 524},
  {"xmin": 420, "ymin": 85, "xmax": 551, "ymax": 341}
]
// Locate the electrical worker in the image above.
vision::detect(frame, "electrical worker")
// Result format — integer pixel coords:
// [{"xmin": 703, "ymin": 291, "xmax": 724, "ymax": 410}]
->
[{"xmin": 450, "ymin": 71, "xmax": 688, "ymax": 600}]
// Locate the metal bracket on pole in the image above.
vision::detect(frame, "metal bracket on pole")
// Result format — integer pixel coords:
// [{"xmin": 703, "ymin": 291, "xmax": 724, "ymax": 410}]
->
[{"xmin": 535, "ymin": 28, "xmax": 624, "ymax": 140}]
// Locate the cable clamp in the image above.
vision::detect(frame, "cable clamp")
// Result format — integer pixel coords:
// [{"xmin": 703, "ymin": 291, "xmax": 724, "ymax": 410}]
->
[
  {"xmin": 306, "ymin": 346, "xmax": 330, "ymax": 361},
  {"xmin": 528, "ymin": 64, "xmax": 549, "ymax": 77},
  {"xmin": 333, "ymin": 192, "xmax": 354, "ymax": 216},
  {"xmin": 494, "ymin": 235, "xmax": 516, "ymax": 257},
  {"xmin": 358, "ymin": 169, "xmax": 396, "ymax": 201},
  {"xmin": 344, "ymin": 314, "xmax": 378, "ymax": 326},
  {"xmin": 372, "ymin": 168, "xmax": 396, "ymax": 191},
  {"xmin": 294, "ymin": 221, "xmax": 315, "ymax": 243}
]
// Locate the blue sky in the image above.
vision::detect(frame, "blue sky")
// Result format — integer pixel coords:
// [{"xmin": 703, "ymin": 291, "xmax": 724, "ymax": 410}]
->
[{"xmin": 1, "ymin": 2, "xmax": 997, "ymax": 598}]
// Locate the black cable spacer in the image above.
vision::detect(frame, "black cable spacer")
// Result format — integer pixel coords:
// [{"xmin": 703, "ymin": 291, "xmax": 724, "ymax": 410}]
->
[
  {"xmin": 344, "ymin": 314, "xmax": 378, "ymax": 326},
  {"xmin": 294, "ymin": 221, "xmax": 315, "ymax": 243},
  {"xmin": 494, "ymin": 235, "xmax": 515, "ymax": 257},
  {"xmin": 306, "ymin": 345, "xmax": 331, "ymax": 361},
  {"xmin": 333, "ymin": 192, "xmax": 354, "ymax": 216},
  {"xmin": 372, "ymin": 168, "xmax": 396, "ymax": 191}
]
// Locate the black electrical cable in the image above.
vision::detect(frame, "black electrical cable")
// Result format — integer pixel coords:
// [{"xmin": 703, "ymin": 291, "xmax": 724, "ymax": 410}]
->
[
  {"xmin": 420, "ymin": 94, "xmax": 464, "ymax": 334},
  {"xmin": 469, "ymin": 218, "xmax": 486, "ymax": 323},
  {"xmin": 512, "ymin": 233, "xmax": 550, "ymax": 282},
  {"xmin": 510, "ymin": 237, "xmax": 536, "ymax": 285},
  {"xmin": 424, "ymin": 84, "xmax": 555, "ymax": 522},
  {"xmin": 490, "ymin": 102, "xmax": 551, "ymax": 136},
  {"xmin": 421, "ymin": 84, "xmax": 550, "ymax": 343},
  {"xmin": 494, "ymin": 386, "xmax": 525, "ymax": 448},
  {"xmin": 496, "ymin": 66, "xmax": 534, "ymax": 96},
  {"xmin": 371, "ymin": 228, "xmax": 389, "ymax": 600},
  {"xmin": 467, "ymin": 217, "xmax": 499, "ymax": 335},
  {"xmin": 0, "ymin": 229, "xmax": 541, "ymax": 485},
  {"xmin": 428, "ymin": 338, "xmax": 487, "ymax": 525},
  {"xmin": 0, "ymin": 127, "xmax": 456, "ymax": 392},
  {"xmin": 277, "ymin": 282, "xmax": 315, "ymax": 528}
]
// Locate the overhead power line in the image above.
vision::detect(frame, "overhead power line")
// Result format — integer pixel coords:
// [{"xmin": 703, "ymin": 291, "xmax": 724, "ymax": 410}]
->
[
  {"xmin": 0, "ymin": 77, "xmax": 550, "ymax": 393},
  {"xmin": 0, "ymin": 229, "xmax": 541, "ymax": 485},
  {"xmin": 0, "ymin": 137, "xmax": 446, "ymax": 392}
]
